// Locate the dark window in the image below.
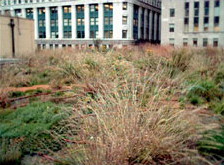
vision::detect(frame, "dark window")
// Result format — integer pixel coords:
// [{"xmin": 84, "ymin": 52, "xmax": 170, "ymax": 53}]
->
[
  {"xmin": 184, "ymin": 18, "xmax": 189, "ymax": 24},
  {"xmin": 122, "ymin": 30, "xmax": 127, "ymax": 39},
  {"xmin": 193, "ymin": 38, "xmax": 198, "ymax": 46},
  {"xmin": 170, "ymin": 8, "xmax": 175, "ymax": 17},
  {"xmin": 203, "ymin": 38, "xmax": 208, "ymax": 47},
  {"xmin": 213, "ymin": 39, "xmax": 218, "ymax": 47},
  {"xmin": 215, "ymin": 0, "xmax": 220, "ymax": 7},
  {"xmin": 194, "ymin": 2, "xmax": 199, "ymax": 16},
  {"xmin": 194, "ymin": 17, "xmax": 198, "ymax": 24},
  {"xmin": 214, "ymin": 16, "xmax": 219, "ymax": 24},
  {"xmin": 204, "ymin": 17, "xmax": 209, "ymax": 24}
]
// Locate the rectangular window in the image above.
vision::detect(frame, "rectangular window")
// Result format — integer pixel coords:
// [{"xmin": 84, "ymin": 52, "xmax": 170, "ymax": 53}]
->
[
  {"xmin": 203, "ymin": 38, "xmax": 208, "ymax": 47},
  {"xmin": 204, "ymin": 17, "xmax": 209, "ymax": 31},
  {"xmin": 104, "ymin": 3, "xmax": 113, "ymax": 38},
  {"xmin": 185, "ymin": 2, "xmax": 189, "ymax": 16},
  {"xmin": 193, "ymin": 38, "xmax": 198, "ymax": 47},
  {"xmin": 214, "ymin": 16, "xmax": 220, "ymax": 31},
  {"xmin": 183, "ymin": 38, "xmax": 188, "ymax": 46},
  {"xmin": 194, "ymin": 17, "xmax": 199, "ymax": 32},
  {"xmin": 194, "ymin": 2, "xmax": 199, "ymax": 16},
  {"xmin": 204, "ymin": 1, "xmax": 209, "ymax": 16},
  {"xmin": 122, "ymin": 30, "xmax": 127, "ymax": 39},
  {"xmin": 213, "ymin": 38, "xmax": 218, "ymax": 47},
  {"xmin": 215, "ymin": 0, "xmax": 220, "ymax": 7},
  {"xmin": 170, "ymin": 8, "xmax": 175, "ymax": 17},
  {"xmin": 123, "ymin": 2, "xmax": 127, "ymax": 10},
  {"xmin": 169, "ymin": 23, "xmax": 174, "ymax": 32},
  {"xmin": 169, "ymin": 38, "xmax": 174, "ymax": 46},
  {"xmin": 122, "ymin": 16, "xmax": 127, "ymax": 25}
]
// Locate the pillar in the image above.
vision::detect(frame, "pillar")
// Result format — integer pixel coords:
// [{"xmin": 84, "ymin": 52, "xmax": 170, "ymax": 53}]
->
[
  {"xmin": 144, "ymin": 8, "xmax": 147, "ymax": 39},
  {"xmin": 71, "ymin": 5, "xmax": 76, "ymax": 39},
  {"xmin": 33, "ymin": 7, "xmax": 38, "ymax": 39},
  {"xmin": 113, "ymin": 2, "xmax": 122, "ymax": 39},
  {"xmin": 154, "ymin": 12, "xmax": 157, "ymax": 42},
  {"xmin": 138, "ymin": 6, "xmax": 142, "ymax": 39},
  {"xmin": 58, "ymin": 6, "xmax": 63, "ymax": 39},
  {"xmin": 84, "ymin": 4, "xmax": 90, "ymax": 39},
  {"xmin": 22, "ymin": 8, "xmax": 26, "ymax": 18},
  {"xmin": 98, "ymin": 3, "xmax": 104, "ymax": 39},
  {"xmin": 149, "ymin": 10, "xmax": 152, "ymax": 41},
  {"xmin": 45, "ymin": 7, "xmax": 50, "ymax": 39},
  {"xmin": 128, "ymin": 3, "xmax": 134, "ymax": 40}
]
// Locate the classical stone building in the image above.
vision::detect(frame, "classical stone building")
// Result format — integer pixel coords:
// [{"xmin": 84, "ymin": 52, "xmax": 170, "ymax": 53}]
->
[
  {"xmin": 161, "ymin": 0, "xmax": 224, "ymax": 47},
  {"xmin": 0, "ymin": 0, "xmax": 161, "ymax": 49}
]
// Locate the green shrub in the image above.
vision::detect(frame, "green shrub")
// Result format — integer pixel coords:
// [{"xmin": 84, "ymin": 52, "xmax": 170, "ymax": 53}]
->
[
  {"xmin": 187, "ymin": 80, "xmax": 222, "ymax": 103},
  {"xmin": 198, "ymin": 125, "xmax": 224, "ymax": 159},
  {"xmin": 9, "ymin": 91, "xmax": 25, "ymax": 98},
  {"xmin": 0, "ymin": 102, "xmax": 71, "ymax": 156}
]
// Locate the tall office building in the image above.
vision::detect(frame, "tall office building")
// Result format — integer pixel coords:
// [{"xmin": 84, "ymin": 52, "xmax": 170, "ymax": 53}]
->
[
  {"xmin": 0, "ymin": 0, "xmax": 161, "ymax": 49},
  {"xmin": 161, "ymin": 0, "xmax": 224, "ymax": 47}
]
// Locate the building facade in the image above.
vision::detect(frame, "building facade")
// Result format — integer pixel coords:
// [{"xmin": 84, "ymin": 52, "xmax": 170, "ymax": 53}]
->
[
  {"xmin": 161, "ymin": 0, "xmax": 224, "ymax": 47},
  {"xmin": 0, "ymin": 0, "xmax": 161, "ymax": 49},
  {"xmin": 0, "ymin": 15, "xmax": 35, "ymax": 57}
]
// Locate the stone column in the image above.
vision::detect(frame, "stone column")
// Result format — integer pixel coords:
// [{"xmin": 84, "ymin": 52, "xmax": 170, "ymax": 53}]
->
[
  {"xmin": 71, "ymin": 5, "xmax": 76, "ymax": 39},
  {"xmin": 128, "ymin": 2, "xmax": 134, "ymax": 40},
  {"xmin": 113, "ymin": 2, "xmax": 122, "ymax": 39},
  {"xmin": 45, "ymin": 7, "xmax": 50, "ymax": 39},
  {"xmin": 199, "ymin": 1, "xmax": 204, "ymax": 33},
  {"xmin": 98, "ymin": 3, "xmax": 104, "ymax": 39},
  {"xmin": 84, "ymin": 4, "xmax": 90, "ymax": 39},
  {"xmin": 10, "ymin": 9, "xmax": 15, "ymax": 16},
  {"xmin": 209, "ymin": 0, "xmax": 214, "ymax": 32},
  {"xmin": 138, "ymin": 6, "xmax": 142, "ymax": 39},
  {"xmin": 22, "ymin": 8, "xmax": 26, "ymax": 18},
  {"xmin": 154, "ymin": 12, "xmax": 157, "ymax": 42},
  {"xmin": 33, "ymin": 7, "xmax": 38, "ymax": 39},
  {"xmin": 220, "ymin": 0, "xmax": 224, "ymax": 32},
  {"xmin": 144, "ymin": 8, "xmax": 147, "ymax": 39},
  {"xmin": 149, "ymin": 10, "xmax": 152, "ymax": 41},
  {"xmin": 58, "ymin": 6, "xmax": 63, "ymax": 39},
  {"xmin": 158, "ymin": 14, "xmax": 161, "ymax": 42},
  {"xmin": 189, "ymin": 1, "xmax": 194, "ymax": 32}
]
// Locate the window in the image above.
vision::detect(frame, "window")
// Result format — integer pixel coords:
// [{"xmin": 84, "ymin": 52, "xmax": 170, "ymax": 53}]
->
[
  {"xmin": 193, "ymin": 38, "xmax": 198, "ymax": 47},
  {"xmin": 183, "ymin": 38, "xmax": 188, "ymax": 46},
  {"xmin": 194, "ymin": 2, "xmax": 199, "ymax": 16},
  {"xmin": 194, "ymin": 17, "xmax": 199, "ymax": 32},
  {"xmin": 123, "ymin": 2, "xmax": 127, "ymax": 10},
  {"xmin": 169, "ymin": 23, "xmax": 174, "ymax": 32},
  {"xmin": 104, "ymin": 17, "xmax": 109, "ymax": 25},
  {"xmin": 184, "ymin": 17, "xmax": 189, "ymax": 32},
  {"xmin": 169, "ymin": 38, "xmax": 174, "ymax": 46},
  {"xmin": 215, "ymin": 0, "xmax": 220, "ymax": 7},
  {"xmin": 204, "ymin": 1, "xmax": 209, "ymax": 16},
  {"xmin": 122, "ymin": 16, "xmax": 127, "ymax": 25},
  {"xmin": 203, "ymin": 38, "xmax": 208, "ymax": 47},
  {"xmin": 122, "ymin": 30, "xmax": 127, "ymax": 39},
  {"xmin": 213, "ymin": 38, "xmax": 218, "ymax": 47},
  {"xmin": 214, "ymin": 16, "xmax": 219, "ymax": 31},
  {"xmin": 185, "ymin": 2, "xmax": 189, "ymax": 16},
  {"xmin": 170, "ymin": 8, "xmax": 175, "ymax": 17},
  {"xmin": 204, "ymin": 17, "xmax": 209, "ymax": 31}
]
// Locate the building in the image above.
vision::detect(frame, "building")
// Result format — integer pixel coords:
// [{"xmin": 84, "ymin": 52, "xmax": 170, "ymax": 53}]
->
[
  {"xmin": 0, "ymin": 15, "xmax": 35, "ymax": 57},
  {"xmin": 161, "ymin": 0, "xmax": 224, "ymax": 47},
  {"xmin": 0, "ymin": 0, "xmax": 161, "ymax": 49}
]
